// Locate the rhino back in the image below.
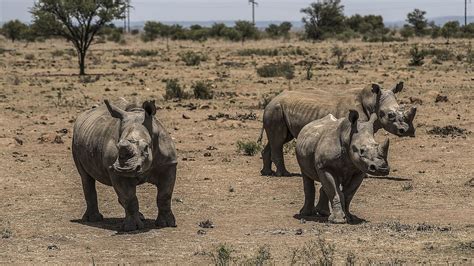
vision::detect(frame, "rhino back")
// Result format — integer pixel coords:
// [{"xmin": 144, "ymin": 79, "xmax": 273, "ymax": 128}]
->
[
  {"xmin": 278, "ymin": 89, "xmax": 364, "ymax": 137},
  {"xmin": 73, "ymin": 106, "xmax": 119, "ymax": 182}
]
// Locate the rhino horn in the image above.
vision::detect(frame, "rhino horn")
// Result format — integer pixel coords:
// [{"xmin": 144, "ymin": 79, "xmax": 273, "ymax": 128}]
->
[
  {"xmin": 378, "ymin": 138, "xmax": 390, "ymax": 157},
  {"xmin": 118, "ymin": 140, "xmax": 134, "ymax": 159},
  {"xmin": 405, "ymin": 106, "xmax": 417, "ymax": 122}
]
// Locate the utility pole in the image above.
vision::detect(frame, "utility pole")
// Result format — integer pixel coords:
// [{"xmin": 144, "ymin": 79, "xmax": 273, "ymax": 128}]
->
[
  {"xmin": 249, "ymin": 0, "xmax": 258, "ymax": 25},
  {"xmin": 124, "ymin": 0, "xmax": 131, "ymax": 33},
  {"xmin": 466, "ymin": 0, "xmax": 468, "ymax": 27}
]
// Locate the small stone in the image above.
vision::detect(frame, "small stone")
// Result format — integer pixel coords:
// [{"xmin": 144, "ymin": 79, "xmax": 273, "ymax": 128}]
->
[
  {"xmin": 197, "ymin": 229, "xmax": 206, "ymax": 235},
  {"xmin": 295, "ymin": 229, "xmax": 303, "ymax": 235},
  {"xmin": 203, "ymin": 152, "xmax": 212, "ymax": 157},
  {"xmin": 182, "ymin": 114, "xmax": 190, "ymax": 119}
]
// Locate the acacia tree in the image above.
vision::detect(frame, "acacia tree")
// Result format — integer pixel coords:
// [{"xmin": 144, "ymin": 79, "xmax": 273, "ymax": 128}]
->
[
  {"xmin": 234, "ymin": 20, "xmax": 258, "ymax": 44},
  {"xmin": 441, "ymin": 21, "xmax": 460, "ymax": 44},
  {"xmin": 406, "ymin": 9, "xmax": 428, "ymax": 36},
  {"xmin": 301, "ymin": 0, "xmax": 345, "ymax": 40},
  {"xmin": 31, "ymin": 0, "xmax": 127, "ymax": 75},
  {"xmin": 1, "ymin": 20, "xmax": 29, "ymax": 42}
]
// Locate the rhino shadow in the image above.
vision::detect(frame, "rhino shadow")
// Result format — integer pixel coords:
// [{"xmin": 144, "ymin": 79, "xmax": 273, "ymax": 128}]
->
[
  {"xmin": 365, "ymin": 175, "xmax": 412, "ymax": 181},
  {"xmin": 293, "ymin": 214, "xmax": 367, "ymax": 225},
  {"xmin": 70, "ymin": 218, "xmax": 157, "ymax": 234}
]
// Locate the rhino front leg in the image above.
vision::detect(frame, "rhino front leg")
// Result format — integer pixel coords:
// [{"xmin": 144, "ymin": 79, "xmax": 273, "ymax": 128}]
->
[
  {"xmin": 260, "ymin": 143, "xmax": 274, "ymax": 176},
  {"xmin": 77, "ymin": 164, "xmax": 103, "ymax": 222},
  {"xmin": 111, "ymin": 176, "xmax": 144, "ymax": 231},
  {"xmin": 343, "ymin": 173, "xmax": 365, "ymax": 224},
  {"xmin": 150, "ymin": 164, "xmax": 177, "ymax": 228},
  {"xmin": 299, "ymin": 174, "xmax": 316, "ymax": 216},
  {"xmin": 317, "ymin": 169, "xmax": 346, "ymax": 224},
  {"xmin": 315, "ymin": 187, "xmax": 330, "ymax": 217}
]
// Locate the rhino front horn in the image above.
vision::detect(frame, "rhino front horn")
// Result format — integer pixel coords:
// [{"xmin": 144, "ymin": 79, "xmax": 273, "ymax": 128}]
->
[{"xmin": 378, "ymin": 138, "xmax": 390, "ymax": 157}]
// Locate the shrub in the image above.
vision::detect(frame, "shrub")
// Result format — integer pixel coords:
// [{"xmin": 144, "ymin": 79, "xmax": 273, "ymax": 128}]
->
[
  {"xmin": 409, "ymin": 45, "xmax": 425, "ymax": 66},
  {"xmin": 257, "ymin": 62, "xmax": 294, "ymax": 79},
  {"xmin": 131, "ymin": 29, "xmax": 139, "ymax": 35},
  {"xmin": 332, "ymin": 45, "xmax": 347, "ymax": 69},
  {"xmin": 24, "ymin": 54, "xmax": 35, "ymax": 60},
  {"xmin": 179, "ymin": 51, "xmax": 207, "ymax": 66},
  {"xmin": 51, "ymin": 50, "xmax": 65, "ymax": 57},
  {"xmin": 192, "ymin": 81, "xmax": 213, "ymax": 99},
  {"xmin": 236, "ymin": 140, "xmax": 262, "ymax": 156},
  {"xmin": 423, "ymin": 48, "xmax": 454, "ymax": 61},
  {"xmin": 237, "ymin": 48, "xmax": 278, "ymax": 57},
  {"xmin": 304, "ymin": 61, "xmax": 314, "ymax": 80},
  {"xmin": 209, "ymin": 244, "xmax": 233, "ymax": 266},
  {"xmin": 130, "ymin": 60, "xmax": 149, "ymax": 68},
  {"xmin": 164, "ymin": 79, "xmax": 188, "ymax": 100}
]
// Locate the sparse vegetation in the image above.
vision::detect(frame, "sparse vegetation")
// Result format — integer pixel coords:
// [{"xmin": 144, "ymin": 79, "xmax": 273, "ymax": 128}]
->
[
  {"xmin": 164, "ymin": 79, "xmax": 188, "ymax": 100},
  {"xmin": 257, "ymin": 62, "xmax": 295, "ymax": 79},
  {"xmin": 192, "ymin": 81, "xmax": 213, "ymax": 99},
  {"xmin": 332, "ymin": 45, "xmax": 347, "ymax": 69},
  {"xmin": 208, "ymin": 244, "xmax": 233, "ymax": 266},
  {"xmin": 409, "ymin": 45, "xmax": 425, "ymax": 66},
  {"xmin": 179, "ymin": 51, "xmax": 207, "ymax": 66},
  {"xmin": 290, "ymin": 238, "xmax": 335, "ymax": 265},
  {"xmin": 236, "ymin": 140, "xmax": 262, "ymax": 156}
]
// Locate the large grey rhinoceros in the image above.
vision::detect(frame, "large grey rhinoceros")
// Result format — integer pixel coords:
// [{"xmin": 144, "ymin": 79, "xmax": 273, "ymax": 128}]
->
[
  {"xmin": 72, "ymin": 98, "xmax": 177, "ymax": 231},
  {"xmin": 296, "ymin": 111, "xmax": 390, "ymax": 224},
  {"xmin": 259, "ymin": 82, "xmax": 416, "ymax": 177}
]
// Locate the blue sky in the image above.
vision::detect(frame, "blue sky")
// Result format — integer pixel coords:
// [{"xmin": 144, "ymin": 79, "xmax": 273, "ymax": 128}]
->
[{"xmin": 0, "ymin": 0, "xmax": 472, "ymax": 22}]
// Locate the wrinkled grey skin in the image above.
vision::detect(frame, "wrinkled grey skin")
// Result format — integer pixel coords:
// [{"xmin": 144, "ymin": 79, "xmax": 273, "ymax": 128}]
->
[
  {"xmin": 296, "ymin": 111, "xmax": 390, "ymax": 224},
  {"xmin": 259, "ymin": 82, "xmax": 416, "ymax": 177},
  {"xmin": 72, "ymin": 98, "xmax": 177, "ymax": 231}
]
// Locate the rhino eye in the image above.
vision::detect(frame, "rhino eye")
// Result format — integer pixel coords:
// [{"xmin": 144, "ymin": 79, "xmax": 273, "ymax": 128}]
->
[{"xmin": 359, "ymin": 149, "xmax": 366, "ymax": 156}]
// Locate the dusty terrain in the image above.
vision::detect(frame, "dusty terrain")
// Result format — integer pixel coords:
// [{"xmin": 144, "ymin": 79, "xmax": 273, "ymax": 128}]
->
[{"xmin": 0, "ymin": 36, "xmax": 473, "ymax": 264}]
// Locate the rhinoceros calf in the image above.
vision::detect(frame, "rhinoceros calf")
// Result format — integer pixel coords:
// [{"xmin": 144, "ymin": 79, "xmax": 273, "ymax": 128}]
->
[
  {"xmin": 72, "ymin": 99, "xmax": 177, "ymax": 231},
  {"xmin": 296, "ymin": 111, "xmax": 390, "ymax": 223},
  {"xmin": 259, "ymin": 82, "xmax": 416, "ymax": 177}
]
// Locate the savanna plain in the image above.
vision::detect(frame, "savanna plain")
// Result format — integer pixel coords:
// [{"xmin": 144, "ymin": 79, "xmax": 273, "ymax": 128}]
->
[{"xmin": 0, "ymin": 36, "xmax": 473, "ymax": 264}]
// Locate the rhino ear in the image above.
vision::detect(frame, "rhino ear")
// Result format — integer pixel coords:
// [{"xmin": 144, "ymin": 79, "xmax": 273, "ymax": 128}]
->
[
  {"xmin": 348, "ymin": 109, "xmax": 359, "ymax": 126},
  {"xmin": 143, "ymin": 100, "xmax": 156, "ymax": 116},
  {"xmin": 104, "ymin": 100, "xmax": 126, "ymax": 119},
  {"xmin": 371, "ymin": 83, "xmax": 381, "ymax": 95},
  {"xmin": 392, "ymin": 81, "xmax": 404, "ymax": 94}
]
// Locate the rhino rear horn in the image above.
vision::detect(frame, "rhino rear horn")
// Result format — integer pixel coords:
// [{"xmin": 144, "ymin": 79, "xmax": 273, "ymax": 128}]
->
[
  {"xmin": 143, "ymin": 100, "xmax": 157, "ymax": 116},
  {"xmin": 104, "ymin": 100, "xmax": 126, "ymax": 119},
  {"xmin": 392, "ymin": 81, "xmax": 404, "ymax": 94}
]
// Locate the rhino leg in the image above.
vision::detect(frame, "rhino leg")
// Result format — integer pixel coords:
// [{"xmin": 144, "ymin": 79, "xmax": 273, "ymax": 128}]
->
[
  {"xmin": 317, "ymin": 169, "xmax": 346, "ymax": 224},
  {"xmin": 299, "ymin": 174, "xmax": 316, "ymax": 216},
  {"xmin": 150, "ymin": 164, "xmax": 177, "ymax": 228},
  {"xmin": 260, "ymin": 143, "xmax": 274, "ymax": 176},
  {"xmin": 315, "ymin": 187, "xmax": 330, "ymax": 217},
  {"xmin": 77, "ymin": 163, "xmax": 103, "ymax": 222},
  {"xmin": 343, "ymin": 173, "xmax": 365, "ymax": 224},
  {"xmin": 111, "ymin": 176, "xmax": 144, "ymax": 232},
  {"xmin": 268, "ymin": 130, "xmax": 292, "ymax": 177}
]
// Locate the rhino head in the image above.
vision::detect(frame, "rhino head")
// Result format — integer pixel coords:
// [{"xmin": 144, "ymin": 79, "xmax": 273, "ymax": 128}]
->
[
  {"xmin": 363, "ymin": 82, "xmax": 417, "ymax": 137},
  {"xmin": 104, "ymin": 99, "xmax": 156, "ymax": 177},
  {"xmin": 346, "ymin": 110, "xmax": 390, "ymax": 176}
]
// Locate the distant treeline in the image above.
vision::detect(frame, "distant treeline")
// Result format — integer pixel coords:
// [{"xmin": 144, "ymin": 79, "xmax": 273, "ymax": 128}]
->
[{"xmin": 1, "ymin": 0, "xmax": 473, "ymax": 44}]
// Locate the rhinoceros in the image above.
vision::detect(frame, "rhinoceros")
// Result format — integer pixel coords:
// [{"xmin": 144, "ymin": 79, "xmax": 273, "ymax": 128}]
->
[
  {"xmin": 296, "ymin": 111, "xmax": 390, "ymax": 223},
  {"xmin": 259, "ymin": 82, "xmax": 416, "ymax": 176},
  {"xmin": 72, "ymin": 98, "xmax": 177, "ymax": 231}
]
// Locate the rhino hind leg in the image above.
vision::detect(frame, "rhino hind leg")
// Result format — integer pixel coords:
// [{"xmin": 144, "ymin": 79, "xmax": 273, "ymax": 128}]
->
[
  {"xmin": 299, "ymin": 174, "xmax": 317, "ymax": 216},
  {"xmin": 77, "ymin": 163, "xmax": 104, "ymax": 222},
  {"xmin": 315, "ymin": 187, "xmax": 331, "ymax": 217},
  {"xmin": 269, "ymin": 128, "xmax": 292, "ymax": 177},
  {"xmin": 260, "ymin": 143, "xmax": 274, "ymax": 176}
]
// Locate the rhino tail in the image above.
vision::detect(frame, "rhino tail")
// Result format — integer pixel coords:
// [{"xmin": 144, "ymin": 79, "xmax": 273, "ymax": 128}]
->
[{"xmin": 257, "ymin": 126, "xmax": 265, "ymax": 144}]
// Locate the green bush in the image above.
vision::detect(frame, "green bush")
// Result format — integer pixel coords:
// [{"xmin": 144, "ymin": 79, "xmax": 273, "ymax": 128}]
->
[
  {"xmin": 192, "ymin": 81, "xmax": 213, "ymax": 99},
  {"xmin": 257, "ymin": 62, "xmax": 295, "ymax": 79},
  {"xmin": 423, "ymin": 48, "xmax": 454, "ymax": 61},
  {"xmin": 164, "ymin": 79, "xmax": 188, "ymax": 100},
  {"xmin": 332, "ymin": 45, "xmax": 347, "ymax": 69},
  {"xmin": 409, "ymin": 45, "xmax": 425, "ymax": 66},
  {"xmin": 179, "ymin": 51, "xmax": 207, "ymax": 66},
  {"xmin": 236, "ymin": 140, "xmax": 262, "ymax": 156}
]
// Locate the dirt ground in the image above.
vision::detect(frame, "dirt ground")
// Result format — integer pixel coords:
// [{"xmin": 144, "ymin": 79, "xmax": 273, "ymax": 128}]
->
[{"xmin": 0, "ymin": 36, "xmax": 473, "ymax": 264}]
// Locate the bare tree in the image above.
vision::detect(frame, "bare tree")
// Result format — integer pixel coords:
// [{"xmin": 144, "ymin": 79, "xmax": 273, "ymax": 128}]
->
[{"xmin": 31, "ymin": 0, "xmax": 127, "ymax": 75}]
